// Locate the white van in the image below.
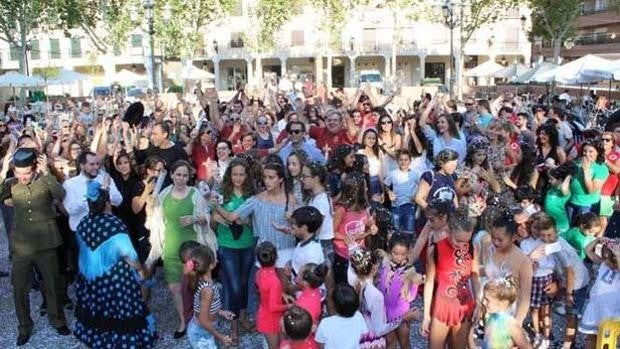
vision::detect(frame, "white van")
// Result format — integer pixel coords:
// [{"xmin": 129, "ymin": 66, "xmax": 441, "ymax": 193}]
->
[{"xmin": 359, "ymin": 70, "xmax": 384, "ymax": 90}]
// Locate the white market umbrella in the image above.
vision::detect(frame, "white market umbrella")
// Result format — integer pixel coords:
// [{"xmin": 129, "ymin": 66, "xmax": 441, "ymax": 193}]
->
[
  {"xmin": 47, "ymin": 68, "xmax": 89, "ymax": 85},
  {"xmin": 181, "ymin": 65, "xmax": 215, "ymax": 80},
  {"xmin": 109, "ymin": 69, "xmax": 147, "ymax": 85},
  {"xmin": 465, "ymin": 60, "xmax": 505, "ymax": 78},
  {"xmin": 512, "ymin": 62, "xmax": 558, "ymax": 84},
  {"xmin": 581, "ymin": 59, "xmax": 620, "ymax": 81},
  {"xmin": 492, "ymin": 63, "xmax": 529, "ymax": 79},
  {"xmin": 536, "ymin": 54, "xmax": 613, "ymax": 84},
  {"xmin": 0, "ymin": 71, "xmax": 44, "ymax": 87}
]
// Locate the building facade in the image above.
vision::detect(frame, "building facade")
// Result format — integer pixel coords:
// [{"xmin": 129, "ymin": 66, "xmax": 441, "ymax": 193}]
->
[
  {"xmin": 533, "ymin": 0, "xmax": 620, "ymax": 63},
  {"xmin": 0, "ymin": 1, "xmax": 531, "ymax": 94}
]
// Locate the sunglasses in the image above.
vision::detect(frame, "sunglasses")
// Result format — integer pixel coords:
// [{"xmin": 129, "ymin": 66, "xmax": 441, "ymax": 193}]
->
[
  {"xmin": 380, "ymin": 120, "xmax": 392, "ymax": 125},
  {"xmin": 0, "ymin": 124, "xmax": 6, "ymax": 127},
  {"xmin": 603, "ymin": 138, "xmax": 614, "ymax": 142},
  {"xmin": 257, "ymin": 121, "xmax": 268, "ymax": 126},
  {"xmin": 290, "ymin": 129, "xmax": 303, "ymax": 135},
  {"xmin": 464, "ymin": 103, "xmax": 474, "ymax": 107},
  {"xmin": 362, "ymin": 103, "xmax": 371, "ymax": 106},
  {"xmin": 535, "ymin": 109, "xmax": 544, "ymax": 113}
]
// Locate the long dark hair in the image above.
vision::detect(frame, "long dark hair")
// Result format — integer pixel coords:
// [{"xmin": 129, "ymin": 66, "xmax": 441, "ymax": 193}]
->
[
  {"xmin": 302, "ymin": 161, "xmax": 331, "ymax": 203},
  {"xmin": 405, "ymin": 116, "xmax": 429, "ymax": 158},
  {"xmin": 435, "ymin": 114, "xmax": 460, "ymax": 139},
  {"xmin": 361, "ymin": 128, "xmax": 381, "ymax": 158},
  {"xmin": 510, "ymin": 144, "xmax": 535, "ymax": 187},
  {"xmin": 328, "ymin": 144, "xmax": 354, "ymax": 173},
  {"xmin": 339, "ymin": 172, "xmax": 369, "ymax": 210},
  {"xmin": 580, "ymin": 140, "xmax": 605, "ymax": 164},
  {"xmin": 221, "ymin": 157, "xmax": 256, "ymax": 203},
  {"xmin": 536, "ymin": 124, "xmax": 560, "ymax": 152}
]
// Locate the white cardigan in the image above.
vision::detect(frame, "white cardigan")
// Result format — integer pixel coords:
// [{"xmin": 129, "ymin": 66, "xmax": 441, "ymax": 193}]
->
[{"xmin": 144, "ymin": 185, "xmax": 217, "ymax": 268}]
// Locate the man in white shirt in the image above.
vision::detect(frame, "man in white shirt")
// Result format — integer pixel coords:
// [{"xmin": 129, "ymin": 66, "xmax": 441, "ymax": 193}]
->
[{"xmin": 63, "ymin": 151, "xmax": 122, "ymax": 231}]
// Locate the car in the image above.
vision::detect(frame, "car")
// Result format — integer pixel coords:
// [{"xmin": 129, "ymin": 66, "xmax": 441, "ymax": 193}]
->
[
  {"xmin": 126, "ymin": 87, "xmax": 147, "ymax": 102},
  {"xmin": 91, "ymin": 86, "xmax": 111, "ymax": 98},
  {"xmin": 359, "ymin": 70, "xmax": 384, "ymax": 91}
]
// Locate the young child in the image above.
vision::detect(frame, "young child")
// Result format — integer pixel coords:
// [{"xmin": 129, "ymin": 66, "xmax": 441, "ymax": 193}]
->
[
  {"xmin": 543, "ymin": 163, "xmax": 575, "ymax": 235},
  {"xmin": 280, "ymin": 306, "xmax": 315, "ymax": 349},
  {"xmin": 349, "ymin": 246, "xmax": 400, "ymax": 348},
  {"xmin": 377, "ymin": 233, "xmax": 424, "ymax": 349},
  {"xmin": 561, "ymin": 212, "xmax": 602, "ymax": 260},
  {"xmin": 186, "ymin": 245, "xmax": 234, "ymax": 348},
  {"xmin": 315, "ymin": 283, "xmax": 368, "ymax": 349},
  {"xmin": 383, "ymin": 150, "xmax": 421, "ymax": 234},
  {"xmin": 295, "ymin": 263, "xmax": 328, "ymax": 328},
  {"xmin": 256, "ymin": 241, "xmax": 289, "ymax": 349},
  {"xmin": 519, "ymin": 218, "xmax": 556, "ymax": 349},
  {"xmin": 179, "ymin": 240, "xmax": 201, "ymax": 334},
  {"xmin": 288, "ymin": 206, "xmax": 325, "ymax": 292},
  {"xmin": 422, "ymin": 210, "xmax": 477, "ymax": 349},
  {"xmin": 515, "ymin": 185, "xmax": 540, "ymax": 216},
  {"xmin": 532, "ymin": 214, "xmax": 590, "ymax": 349},
  {"xmin": 579, "ymin": 237, "xmax": 620, "ymax": 349},
  {"xmin": 470, "ymin": 277, "xmax": 532, "ymax": 349}
]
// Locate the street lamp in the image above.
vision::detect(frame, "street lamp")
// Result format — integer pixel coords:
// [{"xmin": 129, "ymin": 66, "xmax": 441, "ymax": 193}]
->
[
  {"xmin": 440, "ymin": 0, "xmax": 459, "ymax": 99},
  {"xmin": 131, "ymin": 1, "xmax": 157, "ymax": 94},
  {"xmin": 213, "ymin": 40, "xmax": 219, "ymax": 54}
]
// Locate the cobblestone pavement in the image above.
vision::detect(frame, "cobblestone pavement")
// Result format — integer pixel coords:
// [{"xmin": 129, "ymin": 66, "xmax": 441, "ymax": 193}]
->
[{"xmin": 0, "ymin": 228, "xmax": 586, "ymax": 348}]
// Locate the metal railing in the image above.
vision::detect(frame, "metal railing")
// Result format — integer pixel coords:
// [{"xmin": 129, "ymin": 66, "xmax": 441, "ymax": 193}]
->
[
  {"xmin": 574, "ymin": 33, "xmax": 620, "ymax": 45},
  {"xmin": 581, "ymin": 5, "xmax": 609, "ymax": 15}
]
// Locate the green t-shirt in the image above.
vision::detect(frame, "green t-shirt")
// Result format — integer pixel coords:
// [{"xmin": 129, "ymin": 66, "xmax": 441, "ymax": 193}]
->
[
  {"xmin": 569, "ymin": 161, "xmax": 609, "ymax": 206},
  {"xmin": 216, "ymin": 193, "xmax": 255, "ymax": 249},
  {"xmin": 544, "ymin": 187, "xmax": 570, "ymax": 234},
  {"xmin": 560, "ymin": 227, "xmax": 595, "ymax": 260}
]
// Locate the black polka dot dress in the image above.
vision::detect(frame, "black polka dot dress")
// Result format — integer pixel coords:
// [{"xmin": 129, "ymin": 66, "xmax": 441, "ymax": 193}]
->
[{"xmin": 74, "ymin": 213, "xmax": 156, "ymax": 348}]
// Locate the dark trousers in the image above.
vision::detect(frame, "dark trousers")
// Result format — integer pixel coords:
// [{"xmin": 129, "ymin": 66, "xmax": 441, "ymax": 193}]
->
[
  {"xmin": 218, "ymin": 246, "xmax": 254, "ymax": 316},
  {"xmin": 12, "ymin": 248, "xmax": 66, "ymax": 335}
]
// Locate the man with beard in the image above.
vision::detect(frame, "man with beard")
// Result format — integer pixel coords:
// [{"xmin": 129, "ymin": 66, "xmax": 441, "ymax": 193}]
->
[
  {"xmin": 62, "ymin": 151, "xmax": 122, "ymax": 232},
  {"xmin": 0, "ymin": 148, "xmax": 71, "ymax": 345}
]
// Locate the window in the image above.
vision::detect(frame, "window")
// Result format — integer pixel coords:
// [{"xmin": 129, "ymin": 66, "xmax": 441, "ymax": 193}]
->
[
  {"xmin": 425, "ymin": 62, "xmax": 445, "ymax": 83},
  {"xmin": 131, "ymin": 34, "xmax": 143, "ymax": 48},
  {"xmin": 49, "ymin": 39, "xmax": 61, "ymax": 59},
  {"xmin": 291, "ymin": 30, "xmax": 304, "ymax": 46},
  {"xmin": 595, "ymin": 0, "xmax": 608, "ymax": 11},
  {"xmin": 362, "ymin": 28, "xmax": 377, "ymax": 49},
  {"xmin": 230, "ymin": 32, "xmax": 244, "ymax": 48},
  {"xmin": 114, "ymin": 46, "xmax": 122, "ymax": 56},
  {"xmin": 9, "ymin": 45, "xmax": 20, "ymax": 61},
  {"xmin": 70, "ymin": 38, "xmax": 82, "ymax": 58},
  {"xmin": 30, "ymin": 40, "xmax": 40, "ymax": 60}
]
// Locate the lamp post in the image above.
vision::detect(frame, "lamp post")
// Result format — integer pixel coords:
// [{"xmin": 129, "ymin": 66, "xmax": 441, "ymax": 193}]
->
[
  {"xmin": 144, "ymin": 0, "xmax": 157, "ymax": 94},
  {"xmin": 440, "ymin": 1, "xmax": 458, "ymax": 99}
]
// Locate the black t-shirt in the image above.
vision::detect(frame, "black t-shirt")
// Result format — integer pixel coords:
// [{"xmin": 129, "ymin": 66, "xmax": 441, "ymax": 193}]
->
[
  {"xmin": 421, "ymin": 170, "xmax": 457, "ymax": 206},
  {"xmin": 136, "ymin": 143, "xmax": 189, "ymax": 187}
]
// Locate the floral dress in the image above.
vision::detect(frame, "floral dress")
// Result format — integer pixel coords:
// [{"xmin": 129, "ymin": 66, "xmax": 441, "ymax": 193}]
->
[{"xmin": 456, "ymin": 166, "xmax": 489, "ymax": 218}]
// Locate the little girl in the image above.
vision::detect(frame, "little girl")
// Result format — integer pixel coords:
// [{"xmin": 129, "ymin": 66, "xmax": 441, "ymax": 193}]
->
[
  {"xmin": 256, "ymin": 241, "xmax": 289, "ymax": 349},
  {"xmin": 579, "ymin": 237, "xmax": 620, "ymax": 349},
  {"xmin": 422, "ymin": 210, "xmax": 478, "ymax": 349},
  {"xmin": 349, "ymin": 246, "xmax": 400, "ymax": 348},
  {"xmin": 186, "ymin": 245, "xmax": 235, "ymax": 348},
  {"xmin": 280, "ymin": 306, "xmax": 315, "ymax": 349},
  {"xmin": 377, "ymin": 233, "xmax": 424, "ymax": 349},
  {"xmin": 470, "ymin": 278, "xmax": 532, "ymax": 349}
]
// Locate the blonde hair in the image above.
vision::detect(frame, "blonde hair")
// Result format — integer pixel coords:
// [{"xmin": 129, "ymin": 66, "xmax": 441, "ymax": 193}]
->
[{"xmin": 484, "ymin": 277, "xmax": 519, "ymax": 304}]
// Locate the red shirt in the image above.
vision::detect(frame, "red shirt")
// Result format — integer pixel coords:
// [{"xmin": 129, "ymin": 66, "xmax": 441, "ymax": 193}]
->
[
  {"xmin": 191, "ymin": 142, "xmax": 216, "ymax": 181},
  {"xmin": 256, "ymin": 266, "xmax": 287, "ymax": 334},
  {"xmin": 601, "ymin": 151, "xmax": 620, "ymax": 196},
  {"xmin": 295, "ymin": 287, "xmax": 322, "ymax": 348},
  {"xmin": 309, "ymin": 126, "xmax": 354, "ymax": 155}
]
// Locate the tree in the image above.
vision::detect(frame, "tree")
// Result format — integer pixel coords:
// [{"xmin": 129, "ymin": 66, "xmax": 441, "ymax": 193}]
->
[
  {"xmin": 0, "ymin": 0, "xmax": 92, "ymax": 74},
  {"xmin": 528, "ymin": 0, "xmax": 583, "ymax": 64}
]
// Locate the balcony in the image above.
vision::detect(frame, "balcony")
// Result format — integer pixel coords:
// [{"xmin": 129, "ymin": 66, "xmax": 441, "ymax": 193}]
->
[
  {"xmin": 574, "ymin": 33, "xmax": 620, "ymax": 45},
  {"xmin": 581, "ymin": 4, "xmax": 609, "ymax": 16},
  {"xmin": 537, "ymin": 33, "xmax": 620, "ymax": 58}
]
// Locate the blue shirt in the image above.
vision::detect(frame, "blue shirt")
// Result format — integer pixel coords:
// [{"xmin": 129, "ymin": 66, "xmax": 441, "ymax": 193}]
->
[
  {"xmin": 279, "ymin": 141, "xmax": 326, "ymax": 164},
  {"xmin": 422, "ymin": 125, "xmax": 467, "ymax": 164}
]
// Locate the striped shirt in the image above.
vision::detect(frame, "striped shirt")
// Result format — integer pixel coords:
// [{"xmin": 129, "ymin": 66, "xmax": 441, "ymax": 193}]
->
[
  {"xmin": 234, "ymin": 196, "xmax": 297, "ymax": 251},
  {"xmin": 193, "ymin": 280, "xmax": 222, "ymax": 315}
]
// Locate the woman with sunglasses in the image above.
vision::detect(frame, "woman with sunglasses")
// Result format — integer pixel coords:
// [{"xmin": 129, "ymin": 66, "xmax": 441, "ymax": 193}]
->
[
  {"xmin": 596, "ymin": 132, "xmax": 620, "ymax": 233},
  {"xmin": 255, "ymin": 115, "xmax": 275, "ymax": 149},
  {"xmin": 377, "ymin": 115, "xmax": 402, "ymax": 173}
]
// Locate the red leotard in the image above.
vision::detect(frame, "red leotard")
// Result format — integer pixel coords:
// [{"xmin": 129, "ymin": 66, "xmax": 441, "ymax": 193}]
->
[{"xmin": 431, "ymin": 238, "xmax": 475, "ymax": 326}]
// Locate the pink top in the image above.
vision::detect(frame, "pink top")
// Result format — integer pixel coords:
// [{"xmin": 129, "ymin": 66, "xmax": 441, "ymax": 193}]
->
[
  {"xmin": 296, "ymin": 287, "xmax": 322, "ymax": 348},
  {"xmin": 333, "ymin": 206, "xmax": 370, "ymax": 258},
  {"xmin": 256, "ymin": 266, "xmax": 287, "ymax": 334}
]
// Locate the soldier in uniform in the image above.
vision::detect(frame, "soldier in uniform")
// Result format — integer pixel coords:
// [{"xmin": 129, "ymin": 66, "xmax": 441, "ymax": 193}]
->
[{"xmin": 0, "ymin": 148, "xmax": 70, "ymax": 346}]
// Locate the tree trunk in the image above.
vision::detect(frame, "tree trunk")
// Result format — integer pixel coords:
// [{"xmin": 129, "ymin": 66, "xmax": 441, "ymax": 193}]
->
[{"xmin": 552, "ymin": 38, "xmax": 561, "ymax": 65}]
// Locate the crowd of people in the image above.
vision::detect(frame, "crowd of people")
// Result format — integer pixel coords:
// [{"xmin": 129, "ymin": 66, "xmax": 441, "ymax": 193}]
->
[{"xmin": 0, "ymin": 81, "xmax": 619, "ymax": 349}]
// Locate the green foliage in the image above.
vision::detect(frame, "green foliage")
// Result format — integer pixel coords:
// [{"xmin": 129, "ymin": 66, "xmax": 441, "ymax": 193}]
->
[
  {"xmin": 33, "ymin": 67, "xmax": 61, "ymax": 80},
  {"xmin": 528, "ymin": 0, "xmax": 582, "ymax": 62},
  {"xmin": 254, "ymin": 0, "xmax": 303, "ymax": 52},
  {"xmin": 459, "ymin": 0, "xmax": 519, "ymax": 45}
]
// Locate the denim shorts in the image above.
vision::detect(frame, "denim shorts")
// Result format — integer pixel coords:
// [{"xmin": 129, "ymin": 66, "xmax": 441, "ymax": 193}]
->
[
  {"xmin": 187, "ymin": 318, "xmax": 218, "ymax": 349},
  {"xmin": 570, "ymin": 286, "xmax": 589, "ymax": 317}
]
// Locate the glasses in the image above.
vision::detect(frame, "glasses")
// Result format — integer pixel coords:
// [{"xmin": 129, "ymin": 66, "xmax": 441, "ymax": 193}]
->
[
  {"xmin": 217, "ymin": 146, "xmax": 229, "ymax": 151},
  {"xmin": 362, "ymin": 103, "xmax": 371, "ymax": 106},
  {"xmin": 257, "ymin": 121, "xmax": 268, "ymax": 126},
  {"xmin": 464, "ymin": 103, "xmax": 474, "ymax": 107},
  {"xmin": 603, "ymin": 138, "xmax": 614, "ymax": 142},
  {"xmin": 0, "ymin": 124, "xmax": 6, "ymax": 127},
  {"xmin": 535, "ymin": 109, "xmax": 544, "ymax": 113},
  {"xmin": 290, "ymin": 129, "xmax": 303, "ymax": 135},
  {"xmin": 380, "ymin": 120, "xmax": 392, "ymax": 125}
]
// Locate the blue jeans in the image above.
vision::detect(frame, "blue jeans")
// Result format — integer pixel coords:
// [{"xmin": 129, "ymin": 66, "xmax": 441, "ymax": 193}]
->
[
  {"xmin": 217, "ymin": 246, "xmax": 254, "ymax": 316},
  {"xmin": 392, "ymin": 203, "xmax": 416, "ymax": 233},
  {"xmin": 187, "ymin": 318, "xmax": 217, "ymax": 349}
]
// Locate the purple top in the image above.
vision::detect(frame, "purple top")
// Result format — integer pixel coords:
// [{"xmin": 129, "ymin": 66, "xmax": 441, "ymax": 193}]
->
[{"xmin": 377, "ymin": 263, "xmax": 419, "ymax": 322}]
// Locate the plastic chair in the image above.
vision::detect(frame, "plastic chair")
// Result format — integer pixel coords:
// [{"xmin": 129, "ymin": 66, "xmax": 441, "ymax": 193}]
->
[{"xmin": 597, "ymin": 318, "xmax": 620, "ymax": 349}]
